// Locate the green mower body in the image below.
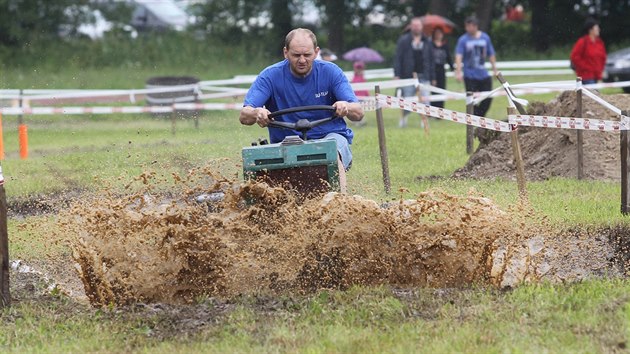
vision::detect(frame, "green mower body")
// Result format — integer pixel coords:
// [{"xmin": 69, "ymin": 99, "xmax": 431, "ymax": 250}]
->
[{"xmin": 242, "ymin": 136, "xmax": 340, "ymax": 195}]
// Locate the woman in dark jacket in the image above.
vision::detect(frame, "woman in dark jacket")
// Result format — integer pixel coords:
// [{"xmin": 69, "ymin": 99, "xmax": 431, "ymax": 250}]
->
[
  {"xmin": 431, "ymin": 27, "xmax": 454, "ymax": 108},
  {"xmin": 570, "ymin": 18, "xmax": 606, "ymax": 84}
]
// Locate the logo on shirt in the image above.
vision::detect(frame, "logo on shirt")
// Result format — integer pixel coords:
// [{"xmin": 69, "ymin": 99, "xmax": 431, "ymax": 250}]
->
[{"xmin": 315, "ymin": 91, "xmax": 329, "ymax": 98}]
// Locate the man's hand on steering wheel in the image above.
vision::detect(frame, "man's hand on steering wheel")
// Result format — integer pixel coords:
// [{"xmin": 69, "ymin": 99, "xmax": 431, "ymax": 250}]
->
[
  {"xmin": 254, "ymin": 107, "xmax": 272, "ymax": 127},
  {"xmin": 332, "ymin": 101, "xmax": 351, "ymax": 118},
  {"xmin": 333, "ymin": 101, "xmax": 364, "ymax": 122},
  {"xmin": 239, "ymin": 106, "xmax": 272, "ymax": 127}
]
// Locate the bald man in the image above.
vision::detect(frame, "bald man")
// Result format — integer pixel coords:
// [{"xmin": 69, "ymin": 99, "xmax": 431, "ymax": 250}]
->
[{"xmin": 240, "ymin": 28, "xmax": 364, "ymax": 193}]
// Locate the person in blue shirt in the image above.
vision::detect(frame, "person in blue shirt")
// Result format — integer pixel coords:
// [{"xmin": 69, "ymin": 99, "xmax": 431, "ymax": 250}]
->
[
  {"xmin": 240, "ymin": 28, "xmax": 365, "ymax": 193},
  {"xmin": 454, "ymin": 16, "xmax": 498, "ymax": 117}
]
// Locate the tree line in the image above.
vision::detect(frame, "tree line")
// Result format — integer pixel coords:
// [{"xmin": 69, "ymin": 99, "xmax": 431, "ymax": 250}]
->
[{"xmin": 1, "ymin": 0, "xmax": 629, "ymax": 55}]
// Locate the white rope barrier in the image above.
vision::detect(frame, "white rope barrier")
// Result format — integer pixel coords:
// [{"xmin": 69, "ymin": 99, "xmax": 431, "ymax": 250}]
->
[
  {"xmin": 578, "ymin": 87, "xmax": 622, "ymax": 116},
  {"xmin": 2, "ymin": 77, "xmax": 629, "ymax": 108},
  {"xmin": 0, "ymin": 100, "xmax": 379, "ymax": 116}
]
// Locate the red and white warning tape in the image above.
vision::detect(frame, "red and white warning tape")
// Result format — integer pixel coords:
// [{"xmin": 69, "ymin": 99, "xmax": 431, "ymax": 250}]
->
[
  {"xmin": 376, "ymin": 94, "xmax": 514, "ymax": 132},
  {"xmin": 508, "ymin": 114, "xmax": 629, "ymax": 131}
]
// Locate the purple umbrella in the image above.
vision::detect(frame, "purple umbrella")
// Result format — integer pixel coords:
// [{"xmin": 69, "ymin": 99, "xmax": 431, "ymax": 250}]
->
[{"xmin": 342, "ymin": 47, "xmax": 384, "ymax": 63}]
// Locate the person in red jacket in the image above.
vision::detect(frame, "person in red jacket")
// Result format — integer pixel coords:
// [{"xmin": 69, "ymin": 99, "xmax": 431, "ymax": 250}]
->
[{"xmin": 570, "ymin": 18, "xmax": 606, "ymax": 84}]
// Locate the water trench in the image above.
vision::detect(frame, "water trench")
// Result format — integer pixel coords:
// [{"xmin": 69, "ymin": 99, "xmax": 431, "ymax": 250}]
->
[{"xmin": 48, "ymin": 168, "xmax": 628, "ymax": 307}]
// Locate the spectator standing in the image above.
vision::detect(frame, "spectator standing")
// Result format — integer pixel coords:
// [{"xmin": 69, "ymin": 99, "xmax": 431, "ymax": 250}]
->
[
  {"xmin": 351, "ymin": 61, "xmax": 369, "ymax": 127},
  {"xmin": 431, "ymin": 27, "xmax": 454, "ymax": 108},
  {"xmin": 351, "ymin": 61, "xmax": 369, "ymax": 97},
  {"xmin": 316, "ymin": 48, "xmax": 337, "ymax": 62},
  {"xmin": 455, "ymin": 15, "xmax": 497, "ymax": 118},
  {"xmin": 394, "ymin": 17, "xmax": 435, "ymax": 128},
  {"xmin": 570, "ymin": 18, "xmax": 606, "ymax": 85}
]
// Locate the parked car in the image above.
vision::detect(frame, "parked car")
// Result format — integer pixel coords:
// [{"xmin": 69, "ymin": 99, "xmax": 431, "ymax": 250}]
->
[{"xmin": 603, "ymin": 47, "xmax": 630, "ymax": 93}]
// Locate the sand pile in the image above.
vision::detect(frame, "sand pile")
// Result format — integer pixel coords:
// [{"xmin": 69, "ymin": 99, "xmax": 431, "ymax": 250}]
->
[{"xmin": 454, "ymin": 91, "xmax": 630, "ymax": 181}]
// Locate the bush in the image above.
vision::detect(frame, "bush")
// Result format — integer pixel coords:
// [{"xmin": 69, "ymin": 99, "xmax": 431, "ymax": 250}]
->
[
  {"xmin": 0, "ymin": 31, "xmax": 274, "ymax": 73},
  {"xmin": 490, "ymin": 20, "xmax": 532, "ymax": 59}
]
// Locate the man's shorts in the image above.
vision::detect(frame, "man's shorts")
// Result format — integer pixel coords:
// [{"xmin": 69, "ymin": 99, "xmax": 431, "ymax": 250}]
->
[
  {"xmin": 324, "ymin": 133, "xmax": 352, "ymax": 171},
  {"xmin": 399, "ymin": 84, "xmax": 417, "ymax": 99},
  {"xmin": 398, "ymin": 80, "xmax": 430, "ymax": 109}
]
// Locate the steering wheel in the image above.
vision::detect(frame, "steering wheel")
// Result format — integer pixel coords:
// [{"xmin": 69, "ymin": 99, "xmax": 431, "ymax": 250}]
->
[{"xmin": 267, "ymin": 105, "xmax": 337, "ymax": 140}]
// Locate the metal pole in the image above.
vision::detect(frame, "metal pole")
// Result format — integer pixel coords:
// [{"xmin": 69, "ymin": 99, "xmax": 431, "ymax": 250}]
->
[
  {"xmin": 375, "ymin": 86, "xmax": 391, "ymax": 194},
  {"xmin": 466, "ymin": 92, "xmax": 474, "ymax": 154},
  {"xmin": 622, "ymin": 110, "xmax": 630, "ymax": 215},
  {"xmin": 0, "ymin": 166, "xmax": 9, "ymax": 308},
  {"xmin": 576, "ymin": 77, "xmax": 584, "ymax": 180}
]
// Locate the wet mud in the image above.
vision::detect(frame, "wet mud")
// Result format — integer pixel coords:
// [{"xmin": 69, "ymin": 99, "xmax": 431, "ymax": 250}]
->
[{"xmin": 45, "ymin": 168, "xmax": 628, "ymax": 307}]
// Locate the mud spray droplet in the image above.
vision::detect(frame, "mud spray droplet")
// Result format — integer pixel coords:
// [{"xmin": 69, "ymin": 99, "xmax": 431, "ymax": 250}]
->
[{"xmin": 53, "ymin": 166, "xmax": 619, "ymax": 307}]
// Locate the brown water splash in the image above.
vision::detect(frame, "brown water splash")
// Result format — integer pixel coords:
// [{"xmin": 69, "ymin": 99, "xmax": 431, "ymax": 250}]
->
[{"xmin": 58, "ymin": 168, "xmax": 592, "ymax": 307}]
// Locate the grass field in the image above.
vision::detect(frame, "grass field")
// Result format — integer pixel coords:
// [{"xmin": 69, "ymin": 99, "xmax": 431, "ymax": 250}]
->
[{"xmin": 1, "ymin": 64, "xmax": 629, "ymax": 352}]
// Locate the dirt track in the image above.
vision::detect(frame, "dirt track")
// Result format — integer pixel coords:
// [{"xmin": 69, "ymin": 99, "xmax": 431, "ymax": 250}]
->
[
  {"xmin": 9, "ymin": 172, "xmax": 626, "ymax": 307},
  {"xmin": 7, "ymin": 90, "xmax": 630, "ymax": 307}
]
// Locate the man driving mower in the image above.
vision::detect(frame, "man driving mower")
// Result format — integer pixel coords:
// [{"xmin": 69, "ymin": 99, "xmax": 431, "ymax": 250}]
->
[{"xmin": 239, "ymin": 28, "xmax": 365, "ymax": 193}]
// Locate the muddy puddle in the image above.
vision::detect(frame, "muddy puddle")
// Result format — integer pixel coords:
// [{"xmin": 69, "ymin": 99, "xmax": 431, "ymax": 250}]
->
[{"xmin": 47, "ymin": 168, "xmax": 627, "ymax": 307}]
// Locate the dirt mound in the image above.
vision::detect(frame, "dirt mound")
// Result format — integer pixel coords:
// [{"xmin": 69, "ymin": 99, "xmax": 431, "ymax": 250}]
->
[
  {"xmin": 49, "ymin": 168, "xmax": 624, "ymax": 307},
  {"xmin": 454, "ymin": 91, "xmax": 630, "ymax": 181}
]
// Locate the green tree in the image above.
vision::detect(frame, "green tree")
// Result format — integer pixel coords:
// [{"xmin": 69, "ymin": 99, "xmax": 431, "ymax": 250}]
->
[
  {"xmin": 315, "ymin": 0, "xmax": 349, "ymax": 53},
  {"xmin": 191, "ymin": 0, "xmax": 267, "ymax": 42},
  {"xmin": 0, "ymin": 0, "xmax": 93, "ymax": 46},
  {"xmin": 269, "ymin": 0, "xmax": 293, "ymax": 53}
]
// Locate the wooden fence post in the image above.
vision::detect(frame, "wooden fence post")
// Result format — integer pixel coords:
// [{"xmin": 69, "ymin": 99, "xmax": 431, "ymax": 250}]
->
[
  {"xmin": 622, "ymin": 110, "xmax": 630, "ymax": 215},
  {"xmin": 496, "ymin": 73, "xmax": 528, "ymax": 199},
  {"xmin": 375, "ymin": 86, "xmax": 391, "ymax": 194},
  {"xmin": 171, "ymin": 109, "xmax": 177, "ymax": 136},
  {"xmin": 193, "ymin": 90, "xmax": 200, "ymax": 130},
  {"xmin": 508, "ymin": 107, "xmax": 528, "ymax": 199},
  {"xmin": 576, "ymin": 77, "xmax": 584, "ymax": 180},
  {"xmin": 466, "ymin": 92, "xmax": 474, "ymax": 154},
  {"xmin": 0, "ymin": 166, "xmax": 9, "ymax": 308}
]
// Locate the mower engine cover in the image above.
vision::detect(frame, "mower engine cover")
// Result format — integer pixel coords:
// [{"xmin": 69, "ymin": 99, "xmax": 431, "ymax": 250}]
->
[{"xmin": 242, "ymin": 135, "xmax": 340, "ymax": 196}]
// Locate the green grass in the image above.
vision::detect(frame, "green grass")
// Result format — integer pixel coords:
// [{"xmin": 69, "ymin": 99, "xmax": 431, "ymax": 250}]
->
[
  {"xmin": 0, "ymin": 73, "xmax": 627, "ymax": 225},
  {"xmin": 2, "ymin": 282, "xmax": 629, "ymax": 353}
]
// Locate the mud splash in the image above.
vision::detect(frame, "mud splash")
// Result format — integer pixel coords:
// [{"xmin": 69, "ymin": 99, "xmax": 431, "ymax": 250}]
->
[{"xmin": 56, "ymin": 168, "xmax": 622, "ymax": 307}]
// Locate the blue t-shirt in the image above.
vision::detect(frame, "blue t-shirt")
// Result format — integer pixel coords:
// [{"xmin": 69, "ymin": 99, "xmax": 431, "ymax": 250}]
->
[
  {"xmin": 243, "ymin": 59, "xmax": 358, "ymax": 144},
  {"xmin": 455, "ymin": 32, "xmax": 495, "ymax": 80}
]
